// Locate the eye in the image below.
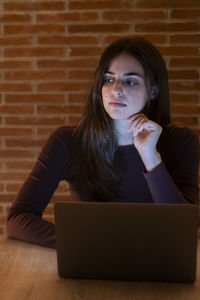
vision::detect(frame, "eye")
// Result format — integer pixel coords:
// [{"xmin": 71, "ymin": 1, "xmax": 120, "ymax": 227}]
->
[
  {"xmin": 103, "ymin": 76, "xmax": 114, "ymax": 84},
  {"xmin": 126, "ymin": 80, "xmax": 138, "ymax": 87}
]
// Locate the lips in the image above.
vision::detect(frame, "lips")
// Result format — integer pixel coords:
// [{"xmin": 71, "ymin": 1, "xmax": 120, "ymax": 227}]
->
[{"xmin": 109, "ymin": 102, "xmax": 126, "ymax": 107}]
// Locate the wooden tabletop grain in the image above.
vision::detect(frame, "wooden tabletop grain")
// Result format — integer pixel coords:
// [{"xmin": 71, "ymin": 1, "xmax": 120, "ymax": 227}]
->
[{"xmin": 0, "ymin": 236, "xmax": 199, "ymax": 300}]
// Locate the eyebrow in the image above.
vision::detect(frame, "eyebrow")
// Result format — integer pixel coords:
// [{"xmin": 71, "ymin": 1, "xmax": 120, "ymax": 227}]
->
[{"xmin": 105, "ymin": 71, "xmax": 143, "ymax": 78}]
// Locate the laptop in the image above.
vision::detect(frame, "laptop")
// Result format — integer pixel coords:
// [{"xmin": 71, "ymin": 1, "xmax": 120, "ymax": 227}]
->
[{"xmin": 54, "ymin": 202, "xmax": 199, "ymax": 283}]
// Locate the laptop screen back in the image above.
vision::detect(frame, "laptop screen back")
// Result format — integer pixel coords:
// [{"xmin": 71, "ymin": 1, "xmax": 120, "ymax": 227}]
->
[{"xmin": 54, "ymin": 202, "xmax": 199, "ymax": 283}]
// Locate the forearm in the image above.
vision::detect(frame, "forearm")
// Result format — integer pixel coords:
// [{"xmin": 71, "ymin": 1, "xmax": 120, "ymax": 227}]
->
[
  {"xmin": 6, "ymin": 212, "xmax": 56, "ymax": 248},
  {"xmin": 138, "ymin": 125, "xmax": 199, "ymax": 204},
  {"xmin": 144, "ymin": 162, "xmax": 187, "ymax": 204}
]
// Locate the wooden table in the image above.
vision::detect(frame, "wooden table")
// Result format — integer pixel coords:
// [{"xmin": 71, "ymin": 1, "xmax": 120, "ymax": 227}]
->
[{"xmin": 0, "ymin": 236, "xmax": 200, "ymax": 300}]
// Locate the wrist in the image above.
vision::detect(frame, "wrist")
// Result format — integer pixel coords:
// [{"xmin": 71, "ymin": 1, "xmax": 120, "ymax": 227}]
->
[{"xmin": 138, "ymin": 149, "xmax": 161, "ymax": 172}]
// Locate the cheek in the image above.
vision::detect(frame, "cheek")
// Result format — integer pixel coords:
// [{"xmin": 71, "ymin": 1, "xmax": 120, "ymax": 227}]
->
[
  {"xmin": 143, "ymin": 90, "xmax": 149, "ymax": 104},
  {"xmin": 102, "ymin": 87, "xmax": 109, "ymax": 101},
  {"xmin": 129, "ymin": 89, "xmax": 148, "ymax": 102}
]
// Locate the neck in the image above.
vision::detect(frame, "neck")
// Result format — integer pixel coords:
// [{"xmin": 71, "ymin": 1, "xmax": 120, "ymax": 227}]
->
[{"xmin": 114, "ymin": 119, "xmax": 133, "ymax": 146}]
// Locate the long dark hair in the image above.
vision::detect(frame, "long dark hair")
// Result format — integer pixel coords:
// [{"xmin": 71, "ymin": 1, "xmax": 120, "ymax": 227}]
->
[{"xmin": 71, "ymin": 37, "xmax": 171, "ymax": 201}]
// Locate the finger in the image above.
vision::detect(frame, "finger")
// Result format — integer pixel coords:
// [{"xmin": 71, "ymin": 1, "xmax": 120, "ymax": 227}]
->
[
  {"xmin": 137, "ymin": 122, "xmax": 161, "ymax": 135},
  {"xmin": 128, "ymin": 113, "xmax": 147, "ymax": 123},
  {"xmin": 135, "ymin": 118, "xmax": 149, "ymax": 131},
  {"xmin": 127, "ymin": 114, "xmax": 147, "ymax": 131},
  {"xmin": 128, "ymin": 116, "xmax": 148, "ymax": 133},
  {"xmin": 132, "ymin": 120, "xmax": 148, "ymax": 136},
  {"xmin": 134, "ymin": 123, "xmax": 153, "ymax": 137}
]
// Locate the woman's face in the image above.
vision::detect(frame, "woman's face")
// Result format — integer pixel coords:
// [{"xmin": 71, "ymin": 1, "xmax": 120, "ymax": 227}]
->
[{"xmin": 102, "ymin": 53, "xmax": 149, "ymax": 120}]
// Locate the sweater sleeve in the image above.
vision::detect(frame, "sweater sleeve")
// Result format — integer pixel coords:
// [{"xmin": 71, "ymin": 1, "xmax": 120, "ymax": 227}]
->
[
  {"xmin": 143, "ymin": 128, "xmax": 199, "ymax": 204},
  {"xmin": 6, "ymin": 127, "xmax": 73, "ymax": 248}
]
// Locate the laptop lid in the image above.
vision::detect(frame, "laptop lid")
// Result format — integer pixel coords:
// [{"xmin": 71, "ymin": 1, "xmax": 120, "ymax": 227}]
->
[{"xmin": 54, "ymin": 202, "xmax": 199, "ymax": 283}]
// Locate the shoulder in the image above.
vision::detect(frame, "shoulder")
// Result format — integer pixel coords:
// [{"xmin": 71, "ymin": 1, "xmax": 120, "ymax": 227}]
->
[
  {"xmin": 40, "ymin": 126, "xmax": 77, "ymax": 160},
  {"xmin": 50, "ymin": 125, "xmax": 76, "ymax": 140},
  {"xmin": 164, "ymin": 125, "xmax": 199, "ymax": 147},
  {"xmin": 47, "ymin": 126, "xmax": 76, "ymax": 147},
  {"xmin": 160, "ymin": 125, "xmax": 199, "ymax": 159},
  {"xmin": 166, "ymin": 125, "xmax": 197, "ymax": 138}
]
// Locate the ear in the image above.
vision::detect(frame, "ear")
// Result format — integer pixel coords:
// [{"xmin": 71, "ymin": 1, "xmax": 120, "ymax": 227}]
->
[{"xmin": 151, "ymin": 85, "xmax": 158, "ymax": 99}]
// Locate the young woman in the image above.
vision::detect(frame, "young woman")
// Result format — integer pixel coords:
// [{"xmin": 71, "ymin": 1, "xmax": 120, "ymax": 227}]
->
[{"xmin": 6, "ymin": 37, "xmax": 199, "ymax": 248}]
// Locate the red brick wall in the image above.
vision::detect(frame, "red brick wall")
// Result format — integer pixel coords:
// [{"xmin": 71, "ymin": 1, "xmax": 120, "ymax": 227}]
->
[{"xmin": 0, "ymin": 0, "xmax": 200, "ymax": 234}]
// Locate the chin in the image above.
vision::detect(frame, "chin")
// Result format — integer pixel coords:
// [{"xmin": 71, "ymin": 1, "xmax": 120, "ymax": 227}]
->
[{"xmin": 109, "ymin": 114, "xmax": 127, "ymax": 120}]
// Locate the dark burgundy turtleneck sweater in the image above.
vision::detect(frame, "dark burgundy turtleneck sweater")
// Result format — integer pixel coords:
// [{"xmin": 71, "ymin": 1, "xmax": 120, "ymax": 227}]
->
[{"xmin": 6, "ymin": 126, "xmax": 199, "ymax": 248}]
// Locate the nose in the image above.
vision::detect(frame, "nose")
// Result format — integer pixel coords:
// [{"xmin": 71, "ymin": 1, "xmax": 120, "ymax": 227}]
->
[{"xmin": 112, "ymin": 80, "xmax": 123, "ymax": 97}]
